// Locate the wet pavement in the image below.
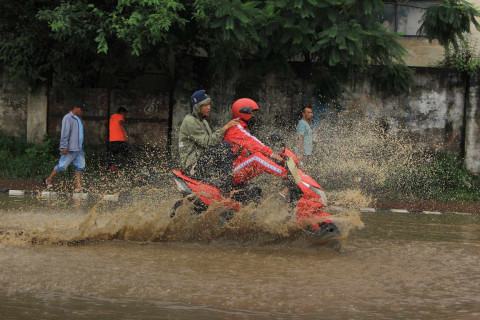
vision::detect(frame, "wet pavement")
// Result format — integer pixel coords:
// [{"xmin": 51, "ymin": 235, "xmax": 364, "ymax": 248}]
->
[{"xmin": 0, "ymin": 193, "xmax": 479, "ymax": 319}]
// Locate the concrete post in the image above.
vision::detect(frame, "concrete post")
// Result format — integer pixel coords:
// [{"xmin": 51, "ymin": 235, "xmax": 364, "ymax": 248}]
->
[
  {"xmin": 27, "ymin": 84, "xmax": 48, "ymax": 144},
  {"xmin": 465, "ymin": 79, "xmax": 480, "ymax": 174}
]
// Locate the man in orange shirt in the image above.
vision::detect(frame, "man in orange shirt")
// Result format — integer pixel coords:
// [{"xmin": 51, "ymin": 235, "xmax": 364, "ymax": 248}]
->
[{"xmin": 108, "ymin": 107, "xmax": 130, "ymax": 170}]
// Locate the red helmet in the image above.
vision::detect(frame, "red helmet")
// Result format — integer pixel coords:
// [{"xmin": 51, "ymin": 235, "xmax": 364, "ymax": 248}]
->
[{"xmin": 231, "ymin": 98, "xmax": 259, "ymax": 121}]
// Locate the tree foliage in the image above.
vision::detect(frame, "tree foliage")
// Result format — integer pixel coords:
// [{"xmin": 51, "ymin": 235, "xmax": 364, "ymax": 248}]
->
[
  {"xmin": 0, "ymin": 1, "xmax": 56, "ymax": 83},
  {"xmin": 37, "ymin": 0, "xmax": 186, "ymax": 56},
  {"xmin": 418, "ymin": 0, "xmax": 480, "ymax": 50},
  {"xmin": 0, "ymin": 0, "xmax": 479, "ymax": 92}
]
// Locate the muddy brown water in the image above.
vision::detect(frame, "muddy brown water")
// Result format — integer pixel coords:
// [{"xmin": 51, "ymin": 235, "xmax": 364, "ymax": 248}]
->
[{"xmin": 0, "ymin": 193, "xmax": 479, "ymax": 319}]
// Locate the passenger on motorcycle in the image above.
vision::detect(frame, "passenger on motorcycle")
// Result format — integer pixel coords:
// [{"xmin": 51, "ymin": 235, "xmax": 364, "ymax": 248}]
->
[
  {"xmin": 178, "ymin": 90, "xmax": 239, "ymax": 189},
  {"xmin": 223, "ymin": 98, "xmax": 290, "ymax": 199}
]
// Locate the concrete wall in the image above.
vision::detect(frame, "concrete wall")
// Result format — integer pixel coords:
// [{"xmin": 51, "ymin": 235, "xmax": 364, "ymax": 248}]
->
[
  {"xmin": 0, "ymin": 72, "xmax": 27, "ymax": 137},
  {"xmin": 1, "ymin": 67, "xmax": 479, "ymax": 173},
  {"xmin": 347, "ymin": 69, "xmax": 465, "ymax": 151},
  {"xmin": 171, "ymin": 67, "xmax": 480, "ymax": 172},
  {"xmin": 46, "ymin": 79, "xmax": 170, "ymax": 148},
  {"xmin": 173, "ymin": 69, "xmax": 465, "ymax": 146},
  {"xmin": 109, "ymin": 89, "xmax": 169, "ymax": 148},
  {"xmin": 27, "ymin": 84, "xmax": 48, "ymax": 143}
]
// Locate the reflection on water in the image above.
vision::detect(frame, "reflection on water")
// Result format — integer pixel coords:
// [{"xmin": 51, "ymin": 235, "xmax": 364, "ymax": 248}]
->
[
  {"xmin": 0, "ymin": 193, "xmax": 479, "ymax": 319},
  {"xmin": 0, "ymin": 290, "xmax": 267, "ymax": 320}
]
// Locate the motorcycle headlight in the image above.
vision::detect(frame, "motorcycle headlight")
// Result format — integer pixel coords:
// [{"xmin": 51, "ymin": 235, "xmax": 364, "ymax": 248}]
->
[
  {"xmin": 173, "ymin": 177, "xmax": 192, "ymax": 194},
  {"xmin": 302, "ymin": 182, "xmax": 328, "ymax": 205}
]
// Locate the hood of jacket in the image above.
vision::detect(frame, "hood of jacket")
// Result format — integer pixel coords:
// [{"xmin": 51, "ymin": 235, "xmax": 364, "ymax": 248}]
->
[{"xmin": 191, "ymin": 97, "xmax": 212, "ymax": 120}]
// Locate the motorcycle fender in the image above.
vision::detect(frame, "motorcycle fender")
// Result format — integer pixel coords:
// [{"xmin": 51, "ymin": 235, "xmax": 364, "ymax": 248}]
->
[{"xmin": 296, "ymin": 198, "xmax": 332, "ymax": 228}]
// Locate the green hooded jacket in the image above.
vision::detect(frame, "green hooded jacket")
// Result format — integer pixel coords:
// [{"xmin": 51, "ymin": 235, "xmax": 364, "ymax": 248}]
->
[{"xmin": 178, "ymin": 98, "xmax": 224, "ymax": 173}]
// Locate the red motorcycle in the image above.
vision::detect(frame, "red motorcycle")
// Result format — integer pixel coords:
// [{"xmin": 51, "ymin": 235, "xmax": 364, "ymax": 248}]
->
[{"xmin": 171, "ymin": 146, "xmax": 340, "ymax": 244}]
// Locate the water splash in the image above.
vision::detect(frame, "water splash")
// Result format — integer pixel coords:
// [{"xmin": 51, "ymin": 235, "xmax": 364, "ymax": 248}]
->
[{"xmin": 0, "ymin": 189, "xmax": 365, "ymax": 248}]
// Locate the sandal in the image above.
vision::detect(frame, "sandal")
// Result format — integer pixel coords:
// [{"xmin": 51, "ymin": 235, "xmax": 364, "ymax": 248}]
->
[
  {"xmin": 278, "ymin": 192, "xmax": 291, "ymax": 202},
  {"xmin": 43, "ymin": 178, "xmax": 53, "ymax": 190},
  {"xmin": 74, "ymin": 188, "xmax": 88, "ymax": 193}
]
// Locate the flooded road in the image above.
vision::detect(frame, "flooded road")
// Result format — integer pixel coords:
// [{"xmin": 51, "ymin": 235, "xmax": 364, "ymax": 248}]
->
[{"xmin": 0, "ymin": 193, "xmax": 479, "ymax": 319}]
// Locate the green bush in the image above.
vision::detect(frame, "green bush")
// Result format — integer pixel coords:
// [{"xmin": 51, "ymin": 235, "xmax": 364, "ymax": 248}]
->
[
  {"xmin": 0, "ymin": 132, "xmax": 58, "ymax": 178},
  {"xmin": 382, "ymin": 151, "xmax": 480, "ymax": 201}
]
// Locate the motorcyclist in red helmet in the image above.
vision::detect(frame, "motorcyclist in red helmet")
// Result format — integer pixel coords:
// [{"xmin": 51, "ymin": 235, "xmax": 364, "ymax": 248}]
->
[{"xmin": 223, "ymin": 98, "xmax": 290, "ymax": 199}]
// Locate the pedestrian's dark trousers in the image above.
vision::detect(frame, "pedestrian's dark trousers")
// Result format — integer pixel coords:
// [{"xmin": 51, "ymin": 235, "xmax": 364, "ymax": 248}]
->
[
  {"xmin": 194, "ymin": 141, "xmax": 234, "ymax": 191},
  {"xmin": 108, "ymin": 141, "xmax": 131, "ymax": 169}
]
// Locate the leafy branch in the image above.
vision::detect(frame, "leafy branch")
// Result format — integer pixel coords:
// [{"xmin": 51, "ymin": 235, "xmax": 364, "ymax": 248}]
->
[{"xmin": 418, "ymin": 0, "xmax": 480, "ymax": 50}]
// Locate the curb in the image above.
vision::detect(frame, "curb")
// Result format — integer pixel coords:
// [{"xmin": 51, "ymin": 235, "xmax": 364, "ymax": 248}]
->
[
  {"xmin": 2, "ymin": 188, "xmax": 120, "ymax": 202},
  {"xmin": 360, "ymin": 207, "xmax": 475, "ymax": 216},
  {"xmin": 1, "ymin": 189, "xmax": 478, "ymax": 215}
]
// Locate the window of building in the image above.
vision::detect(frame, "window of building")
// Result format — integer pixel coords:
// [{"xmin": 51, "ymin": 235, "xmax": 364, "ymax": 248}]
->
[{"xmin": 379, "ymin": 1, "xmax": 440, "ymax": 36}]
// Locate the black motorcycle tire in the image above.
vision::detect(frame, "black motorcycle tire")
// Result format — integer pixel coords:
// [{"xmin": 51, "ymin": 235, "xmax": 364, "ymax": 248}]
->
[{"xmin": 170, "ymin": 197, "xmax": 208, "ymax": 218}]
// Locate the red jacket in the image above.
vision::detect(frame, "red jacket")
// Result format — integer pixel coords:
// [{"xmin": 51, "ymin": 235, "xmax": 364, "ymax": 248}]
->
[{"xmin": 223, "ymin": 120, "xmax": 273, "ymax": 165}]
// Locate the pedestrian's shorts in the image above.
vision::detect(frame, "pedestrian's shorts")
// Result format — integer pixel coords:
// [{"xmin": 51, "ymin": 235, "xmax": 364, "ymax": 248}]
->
[{"xmin": 54, "ymin": 150, "xmax": 85, "ymax": 173}]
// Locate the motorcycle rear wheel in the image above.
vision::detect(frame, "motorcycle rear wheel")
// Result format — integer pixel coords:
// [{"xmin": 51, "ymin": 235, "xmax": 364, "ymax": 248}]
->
[{"xmin": 169, "ymin": 197, "xmax": 208, "ymax": 218}]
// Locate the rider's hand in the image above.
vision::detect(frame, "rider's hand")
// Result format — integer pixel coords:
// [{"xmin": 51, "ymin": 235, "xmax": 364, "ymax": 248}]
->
[
  {"xmin": 222, "ymin": 117, "xmax": 241, "ymax": 131},
  {"xmin": 270, "ymin": 152, "xmax": 284, "ymax": 162},
  {"xmin": 61, "ymin": 148, "xmax": 68, "ymax": 155}
]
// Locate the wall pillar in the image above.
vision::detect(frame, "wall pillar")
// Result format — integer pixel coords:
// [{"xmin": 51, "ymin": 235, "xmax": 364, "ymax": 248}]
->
[
  {"xmin": 465, "ymin": 78, "xmax": 480, "ymax": 174},
  {"xmin": 27, "ymin": 84, "xmax": 48, "ymax": 144}
]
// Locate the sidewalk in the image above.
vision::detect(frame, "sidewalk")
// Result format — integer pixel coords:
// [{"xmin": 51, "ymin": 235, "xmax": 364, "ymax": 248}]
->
[{"xmin": 0, "ymin": 178, "xmax": 43, "ymax": 191}]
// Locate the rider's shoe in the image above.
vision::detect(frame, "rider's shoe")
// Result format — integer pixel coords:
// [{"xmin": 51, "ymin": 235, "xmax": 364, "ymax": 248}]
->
[{"xmin": 278, "ymin": 191, "xmax": 291, "ymax": 202}]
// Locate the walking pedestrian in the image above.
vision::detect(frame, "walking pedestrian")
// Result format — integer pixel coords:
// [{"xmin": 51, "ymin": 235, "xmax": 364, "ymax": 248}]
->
[
  {"xmin": 44, "ymin": 102, "xmax": 87, "ymax": 193},
  {"xmin": 107, "ymin": 107, "xmax": 130, "ymax": 171},
  {"xmin": 296, "ymin": 106, "xmax": 314, "ymax": 168}
]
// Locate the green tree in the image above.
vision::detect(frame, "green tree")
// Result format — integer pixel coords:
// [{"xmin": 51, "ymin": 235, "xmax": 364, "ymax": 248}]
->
[
  {"xmin": 419, "ymin": 0, "xmax": 480, "ymax": 50},
  {"xmin": 1, "ymin": 0, "xmax": 479, "ymax": 91},
  {"xmin": 1, "ymin": 0, "xmax": 186, "ymax": 86},
  {"xmin": 0, "ymin": 1, "xmax": 56, "ymax": 84}
]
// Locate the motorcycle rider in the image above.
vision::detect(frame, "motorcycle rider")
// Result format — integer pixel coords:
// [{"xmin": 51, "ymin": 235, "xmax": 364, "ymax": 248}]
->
[
  {"xmin": 223, "ymin": 98, "xmax": 290, "ymax": 199},
  {"xmin": 178, "ymin": 90, "xmax": 239, "ymax": 189}
]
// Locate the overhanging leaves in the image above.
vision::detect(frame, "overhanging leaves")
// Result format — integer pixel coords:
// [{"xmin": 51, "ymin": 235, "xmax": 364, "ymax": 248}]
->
[
  {"xmin": 418, "ymin": 0, "xmax": 480, "ymax": 50},
  {"xmin": 1, "ymin": 0, "xmax": 479, "ymax": 94}
]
